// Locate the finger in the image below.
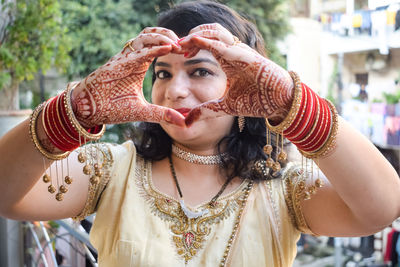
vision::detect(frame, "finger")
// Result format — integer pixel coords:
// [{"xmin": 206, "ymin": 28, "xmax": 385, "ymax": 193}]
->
[
  {"xmin": 184, "ymin": 101, "xmax": 230, "ymax": 127},
  {"xmin": 141, "ymin": 27, "xmax": 180, "ymax": 42},
  {"xmin": 133, "ymin": 33, "xmax": 180, "ymax": 51},
  {"xmin": 179, "ymin": 35, "xmax": 232, "ymax": 63},
  {"xmin": 138, "ymin": 104, "xmax": 186, "ymax": 127},
  {"xmin": 130, "ymin": 44, "xmax": 173, "ymax": 64},
  {"xmin": 187, "ymin": 29, "xmax": 236, "ymax": 46},
  {"xmin": 189, "ymin": 23, "xmax": 230, "ymax": 37}
]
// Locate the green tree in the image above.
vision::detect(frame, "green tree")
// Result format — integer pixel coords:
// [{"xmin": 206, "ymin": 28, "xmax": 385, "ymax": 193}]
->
[
  {"xmin": 60, "ymin": 0, "xmax": 290, "ymax": 143},
  {"xmin": 61, "ymin": 0, "xmax": 140, "ymax": 79},
  {"xmin": 131, "ymin": 0, "xmax": 290, "ymax": 66},
  {"xmin": 0, "ymin": 0, "xmax": 70, "ymax": 110}
]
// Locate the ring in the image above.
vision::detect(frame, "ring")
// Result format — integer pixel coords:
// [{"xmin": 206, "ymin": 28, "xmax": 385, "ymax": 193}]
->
[
  {"xmin": 232, "ymin": 36, "xmax": 241, "ymax": 46},
  {"xmin": 123, "ymin": 40, "xmax": 135, "ymax": 52}
]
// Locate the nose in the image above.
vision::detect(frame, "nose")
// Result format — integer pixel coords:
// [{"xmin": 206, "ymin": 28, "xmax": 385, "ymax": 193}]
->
[{"xmin": 165, "ymin": 73, "xmax": 190, "ymax": 101}]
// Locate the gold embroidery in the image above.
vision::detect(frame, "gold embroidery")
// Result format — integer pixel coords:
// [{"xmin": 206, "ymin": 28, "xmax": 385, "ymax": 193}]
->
[
  {"xmin": 135, "ymin": 157, "xmax": 250, "ymax": 263},
  {"xmin": 72, "ymin": 143, "xmax": 113, "ymax": 221},
  {"xmin": 283, "ymin": 165, "xmax": 315, "ymax": 235}
]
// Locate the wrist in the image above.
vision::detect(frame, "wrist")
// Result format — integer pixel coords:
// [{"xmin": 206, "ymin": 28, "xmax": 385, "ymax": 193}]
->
[
  {"xmin": 267, "ymin": 71, "xmax": 294, "ymax": 124},
  {"xmin": 70, "ymin": 83, "xmax": 96, "ymax": 129}
]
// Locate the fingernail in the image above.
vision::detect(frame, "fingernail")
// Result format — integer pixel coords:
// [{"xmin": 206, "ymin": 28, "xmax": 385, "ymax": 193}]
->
[{"xmin": 184, "ymin": 52, "xmax": 189, "ymax": 57}]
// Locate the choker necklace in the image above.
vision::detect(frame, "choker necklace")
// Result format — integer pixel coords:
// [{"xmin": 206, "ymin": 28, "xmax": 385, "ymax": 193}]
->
[
  {"xmin": 168, "ymin": 155, "xmax": 231, "ymax": 219},
  {"xmin": 171, "ymin": 144, "xmax": 227, "ymax": 165}
]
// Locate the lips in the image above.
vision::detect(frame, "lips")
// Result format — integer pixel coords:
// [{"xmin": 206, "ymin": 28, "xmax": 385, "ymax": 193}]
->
[{"xmin": 175, "ymin": 108, "xmax": 191, "ymax": 118}]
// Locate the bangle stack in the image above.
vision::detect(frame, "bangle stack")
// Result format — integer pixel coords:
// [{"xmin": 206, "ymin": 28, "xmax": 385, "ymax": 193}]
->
[
  {"xmin": 29, "ymin": 82, "xmax": 106, "ymax": 201},
  {"xmin": 266, "ymin": 71, "xmax": 338, "ymax": 159},
  {"xmin": 262, "ymin": 71, "xmax": 338, "ymax": 200}
]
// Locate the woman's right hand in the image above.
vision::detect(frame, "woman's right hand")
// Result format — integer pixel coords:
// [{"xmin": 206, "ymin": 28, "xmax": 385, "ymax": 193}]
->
[{"xmin": 71, "ymin": 27, "xmax": 186, "ymax": 128}]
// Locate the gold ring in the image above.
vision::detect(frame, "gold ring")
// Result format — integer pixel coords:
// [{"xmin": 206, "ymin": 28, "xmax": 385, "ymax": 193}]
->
[
  {"xmin": 232, "ymin": 36, "xmax": 241, "ymax": 46},
  {"xmin": 123, "ymin": 40, "xmax": 135, "ymax": 52}
]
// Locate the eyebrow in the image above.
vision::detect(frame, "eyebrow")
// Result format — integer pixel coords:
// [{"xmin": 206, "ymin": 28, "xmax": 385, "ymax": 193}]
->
[{"xmin": 154, "ymin": 58, "xmax": 218, "ymax": 68}]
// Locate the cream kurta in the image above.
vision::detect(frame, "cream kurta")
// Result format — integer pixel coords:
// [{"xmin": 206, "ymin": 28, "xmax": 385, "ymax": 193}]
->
[{"xmin": 74, "ymin": 141, "xmax": 313, "ymax": 267}]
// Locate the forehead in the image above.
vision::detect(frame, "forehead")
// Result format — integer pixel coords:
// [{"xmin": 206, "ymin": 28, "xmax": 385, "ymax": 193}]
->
[{"xmin": 155, "ymin": 49, "xmax": 218, "ymax": 67}]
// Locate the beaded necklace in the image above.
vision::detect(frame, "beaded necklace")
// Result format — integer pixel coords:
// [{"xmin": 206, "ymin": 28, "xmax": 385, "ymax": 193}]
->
[{"xmin": 168, "ymin": 155, "xmax": 231, "ymax": 219}]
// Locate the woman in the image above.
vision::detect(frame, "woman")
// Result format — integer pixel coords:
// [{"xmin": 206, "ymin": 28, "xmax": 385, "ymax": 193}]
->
[{"xmin": 0, "ymin": 1, "xmax": 399, "ymax": 266}]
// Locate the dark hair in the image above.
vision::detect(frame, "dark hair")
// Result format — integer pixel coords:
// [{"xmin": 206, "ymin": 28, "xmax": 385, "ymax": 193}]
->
[{"xmin": 133, "ymin": 1, "xmax": 285, "ymax": 180}]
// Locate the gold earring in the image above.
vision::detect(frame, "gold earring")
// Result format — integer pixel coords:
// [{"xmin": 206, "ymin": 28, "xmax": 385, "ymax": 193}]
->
[{"xmin": 238, "ymin": 116, "xmax": 245, "ymax": 132}]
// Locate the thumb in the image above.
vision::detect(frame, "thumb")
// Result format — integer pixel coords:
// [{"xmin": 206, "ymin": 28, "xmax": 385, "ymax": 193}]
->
[{"xmin": 185, "ymin": 100, "xmax": 230, "ymax": 127}]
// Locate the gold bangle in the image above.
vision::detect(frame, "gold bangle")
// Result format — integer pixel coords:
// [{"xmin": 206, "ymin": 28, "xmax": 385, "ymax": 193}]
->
[
  {"xmin": 299, "ymin": 99, "xmax": 338, "ymax": 159},
  {"xmin": 266, "ymin": 71, "xmax": 303, "ymax": 133},
  {"xmin": 29, "ymin": 103, "xmax": 70, "ymax": 160},
  {"xmin": 64, "ymin": 82, "xmax": 106, "ymax": 141}
]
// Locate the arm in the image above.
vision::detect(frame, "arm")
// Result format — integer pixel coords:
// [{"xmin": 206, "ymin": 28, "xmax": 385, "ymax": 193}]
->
[
  {"xmin": 0, "ymin": 27, "xmax": 185, "ymax": 221},
  {"xmin": 0, "ymin": 117, "xmax": 89, "ymax": 220},
  {"xmin": 302, "ymin": 117, "xmax": 400, "ymax": 236}
]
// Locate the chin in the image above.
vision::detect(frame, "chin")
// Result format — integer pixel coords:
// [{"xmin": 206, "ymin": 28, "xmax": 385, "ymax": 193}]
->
[
  {"xmin": 160, "ymin": 116, "xmax": 234, "ymax": 146},
  {"xmin": 160, "ymin": 121, "xmax": 203, "ymax": 143}
]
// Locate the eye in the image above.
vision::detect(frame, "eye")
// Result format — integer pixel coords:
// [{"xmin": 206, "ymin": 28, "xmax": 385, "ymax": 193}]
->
[
  {"xmin": 192, "ymin": 68, "xmax": 213, "ymax": 77},
  {"xmin": 155, "ymin": 70, "xmax": 171, "ymax": 79}
]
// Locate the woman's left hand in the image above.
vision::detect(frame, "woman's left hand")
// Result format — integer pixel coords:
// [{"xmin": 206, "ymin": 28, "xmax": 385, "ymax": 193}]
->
[{"xmin": 178, "ymin": 23, "xmax": 294, "ymax": 126}]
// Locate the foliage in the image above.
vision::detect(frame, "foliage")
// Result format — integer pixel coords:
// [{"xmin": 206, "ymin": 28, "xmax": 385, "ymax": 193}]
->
[
  {"xmin": 0, "ymin": 0, "xmax": 70, "ymax": 109},
  {"xmin": 61, "ymin": 0, "xmax": 291, "ymax": 92},
  {"xmin": 60, "ymin": 0, "xmax": 141, "ymax": 79},
  {"xmin": 218, "ymin": 0, "xmax": 291, "ymax": 66},
  {"xmin": 59, "ymin": 0, "xmax": 291, "ymax": 143},
  {"xmin": 383, "ymin": 91, "xmax": 400, "ymax": 105}
]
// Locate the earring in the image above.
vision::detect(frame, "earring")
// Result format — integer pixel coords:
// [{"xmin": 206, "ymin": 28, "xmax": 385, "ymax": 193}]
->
[{"xmin": 238, "ymin": 116, "xmax": 245, "ymax": 132}]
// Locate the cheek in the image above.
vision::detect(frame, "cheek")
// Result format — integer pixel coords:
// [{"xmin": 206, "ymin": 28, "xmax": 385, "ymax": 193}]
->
[
  {"xmin": 151, "ymin": 86, "xmax": 162, "ymax": 105},
  {"xmin": 196, "ymin": 77, "xmax": 228, "ymax": 102}
]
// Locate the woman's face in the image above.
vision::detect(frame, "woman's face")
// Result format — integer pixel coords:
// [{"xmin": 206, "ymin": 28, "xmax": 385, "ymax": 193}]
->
[{"xmin": 152, "ymin": 50, "xmax": 234, "ymax": 149}]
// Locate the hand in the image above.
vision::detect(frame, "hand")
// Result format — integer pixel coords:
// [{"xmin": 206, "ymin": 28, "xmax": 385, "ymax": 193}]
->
[
  {"xmin": 178, "ymin": 23, "xmax": 294, "ymax": 126},
  {"xmin": 71, "ymin": 27, "xmax": 185, "ymax": 128}
]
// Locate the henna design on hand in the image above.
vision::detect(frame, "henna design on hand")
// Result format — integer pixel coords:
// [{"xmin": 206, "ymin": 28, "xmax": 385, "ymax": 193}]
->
[
  {"xmin": 181, "ymin": 36, "xmax": 294, "ymax": 126},
  {"xmin": 71, "ymin": 38, "xmax": 185, "ymax": 128}
]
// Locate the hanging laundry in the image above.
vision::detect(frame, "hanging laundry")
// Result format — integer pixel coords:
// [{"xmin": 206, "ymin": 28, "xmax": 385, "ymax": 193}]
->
[
  {"xmin": 396, "ymin": 10, "xmax": 400, "ymax": 30},
  {"xmin": 353, "ymin": 13, "xmax": 362, "ymax": 28},
  {"xmin": 361, "ymin": 10, "xmax": 372, "ymax": 35}
]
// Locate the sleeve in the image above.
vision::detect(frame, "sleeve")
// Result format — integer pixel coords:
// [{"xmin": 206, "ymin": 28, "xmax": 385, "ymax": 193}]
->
[
  {"xmin": 282, "ymin": 163, "xmax": 317, "ymax": 235},
  {"xmin": 72, "ymin": 142, "xmax": 117, "ymax": 221}
]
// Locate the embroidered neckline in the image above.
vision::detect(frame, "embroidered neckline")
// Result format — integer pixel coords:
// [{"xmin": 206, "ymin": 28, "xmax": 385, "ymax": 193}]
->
[
  {"xmin": 147, "ymin": 160, "xmax": 249, "ymax": 210},
  {"xmin": 136, "ymin": 157, "xmax": 251, "ymax": 263}
]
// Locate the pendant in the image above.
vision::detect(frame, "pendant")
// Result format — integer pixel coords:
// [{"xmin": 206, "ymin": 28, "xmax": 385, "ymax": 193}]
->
[{"xmin": 179, "ymin": 199, "xmax": 209, "ymax": 219}]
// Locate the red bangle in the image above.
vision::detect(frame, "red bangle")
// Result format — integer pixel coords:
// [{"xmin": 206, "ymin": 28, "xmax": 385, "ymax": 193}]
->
[
  {"xmin": 296, "ymin": 96, "xmax": 328, "ymax": 150},
  {"xmin": 289, "ymin": 87, "xmax": 318, "ymax": 142},
  {"xmin": 42, "ymin": 97, "xmax": 70, "ymax": 151},
  {"xmin": 47, "ymin": 96, "xmax": 78, "ymax": 150},
  {"xmin": 285, "ymin": 86, "xmax": 314, "ymax": 140},
  {"xmin": 295, "ymin": 96, "xmax": 324, "ymax": 148},
  {"xmin": 303, "ymin": 99, "xmax": 332, "ymax": 152}
]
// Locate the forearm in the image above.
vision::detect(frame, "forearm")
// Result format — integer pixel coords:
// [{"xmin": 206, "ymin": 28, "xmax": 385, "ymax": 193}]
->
[
  {"xmin": 0, "ymin": 117, "xmax": 53, "ymax": 213},
  {"xmin": 318, "ymin": 117, "xmax": 400, "ymax": 228}
]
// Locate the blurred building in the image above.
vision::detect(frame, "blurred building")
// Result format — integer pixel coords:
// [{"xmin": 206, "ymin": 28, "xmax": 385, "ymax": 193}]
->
[
  {"xmin": 286, "ymin": 2, "xmax": 400, "ymax": 266},
  {"xmin": 283, "ymin": 0, "xmax": 400, "ymax": 148}
]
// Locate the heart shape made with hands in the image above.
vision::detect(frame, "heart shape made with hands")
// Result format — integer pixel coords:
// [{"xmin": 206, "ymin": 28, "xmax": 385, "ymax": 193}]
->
[{"xmin": 73, "ymin": 30, "xmax": 290, "ymax": 129}]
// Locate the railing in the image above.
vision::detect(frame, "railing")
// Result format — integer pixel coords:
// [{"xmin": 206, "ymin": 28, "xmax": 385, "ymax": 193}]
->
[{"xmin": 24, "ymin": 218, "xmax": 97, "ymax": 267}]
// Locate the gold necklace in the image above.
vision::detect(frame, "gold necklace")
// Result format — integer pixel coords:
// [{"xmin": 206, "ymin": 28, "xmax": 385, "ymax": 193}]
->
[
  {"xmin": 171, "ymin": 144, "xmax": 227, "ymax": 165},
  {"xmin": 168, "ymin": 155, "xmax": 231, "ymax": 219}
]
